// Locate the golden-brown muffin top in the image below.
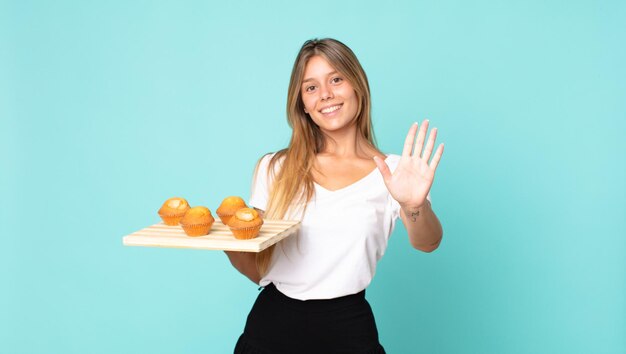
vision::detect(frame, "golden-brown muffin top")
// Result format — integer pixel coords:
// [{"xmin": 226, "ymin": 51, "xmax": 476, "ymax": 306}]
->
[
  {"xmin": 235, "ymin": 208, "xmax": 259, "ymax": 221},
  {"xmin": 159, "ymin": 197, "xmax": 190, "ymax": 214},
  {"xmin": 229, "ymin": 207, "xmax": 263, "ymax": 228},
  {"xmin": 181, "ymin": 206, "xmax": 215, "ymax": 224},
  {"xmin": 216, "ymin": 196, "xmax": 247, "ymax": 215}
]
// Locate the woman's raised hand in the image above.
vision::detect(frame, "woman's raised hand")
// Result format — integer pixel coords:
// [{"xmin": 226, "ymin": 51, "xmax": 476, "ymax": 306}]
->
[{"xmin": 373, "ymin": 120, "xmax": 444, "ymax": 209}]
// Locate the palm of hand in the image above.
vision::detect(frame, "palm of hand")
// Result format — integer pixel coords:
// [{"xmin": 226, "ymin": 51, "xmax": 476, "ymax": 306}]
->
[
  {"xmin": 374, "ymin": 120, "xmax": 444, "ymax": 209},
  {"xmin": 386, "ymin": 155, "xmax": 434, "ymax": 207}
]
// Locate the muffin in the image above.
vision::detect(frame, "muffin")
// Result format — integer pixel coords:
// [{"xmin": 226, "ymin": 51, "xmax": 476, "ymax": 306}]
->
[
  {"xmin": 180, "ymin": 206, "xmax": 215, "ymax": 237},
  {"xmin": 158, "ymin": 197, "xmax": 191, "ymax": 225},
  {"xmin": 216, "ymin": 196, "xmax": 247, "ymax": 225},
  {"xmin": 228, "ymin": 208, "xmax": 263, "ymax": 240}
]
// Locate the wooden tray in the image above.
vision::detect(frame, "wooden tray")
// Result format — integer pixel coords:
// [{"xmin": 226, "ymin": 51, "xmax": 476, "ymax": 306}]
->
[{"xmin": 123, "ymin": 219, "xmax": 300, "ymax": 252}]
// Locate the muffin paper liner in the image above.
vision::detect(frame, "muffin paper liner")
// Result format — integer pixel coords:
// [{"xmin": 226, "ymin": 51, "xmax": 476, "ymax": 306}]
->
[
  {"xmin": 180, "ymin": 221, "xmax": 214, "ymax": 237},
  {"xmin": 158, "ymin": 212, "xmax": 186, "ymax": 226},
  {"xmin": 159, "ymin": 210, "xmax": 187, "ymax": 226},
  {"xmin": 217, "ymin": 213, "xmax": 234, "ymax": 225},
  {"xmin": 228, "ymin": 225, "xmax": 262, "ymax": 240}
]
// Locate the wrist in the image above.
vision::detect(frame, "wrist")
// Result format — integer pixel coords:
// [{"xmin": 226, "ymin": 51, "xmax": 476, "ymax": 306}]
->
[
  {"xmin": 400, "ymin": 201, "xmax": 428, "ymax": 212},
  {"xmin": 401, "ymin": 202, "xmax": 430, "ymax": 221}
]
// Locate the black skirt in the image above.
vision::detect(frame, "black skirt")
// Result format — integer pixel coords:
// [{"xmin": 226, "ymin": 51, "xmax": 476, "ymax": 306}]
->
[{"xmin": 234, "ymin": 283, "xmax": 386, "ymax": 354}]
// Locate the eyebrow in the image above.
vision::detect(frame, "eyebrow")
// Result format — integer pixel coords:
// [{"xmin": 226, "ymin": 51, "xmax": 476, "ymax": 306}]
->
[{"xmin": 302, "ymin": 71, "xmax": 339, "ymax": 84}]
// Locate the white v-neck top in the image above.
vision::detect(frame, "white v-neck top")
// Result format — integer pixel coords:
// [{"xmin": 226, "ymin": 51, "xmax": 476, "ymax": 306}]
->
[{"xmin": 249, "ymin": 153, "xmax": 412, "ymax": 300}]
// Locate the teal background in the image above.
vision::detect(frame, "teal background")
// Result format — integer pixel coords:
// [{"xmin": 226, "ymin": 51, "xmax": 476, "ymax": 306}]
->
[{"xmin": 1, "ymin": 0, "xmax": 624, "ymax": 353}]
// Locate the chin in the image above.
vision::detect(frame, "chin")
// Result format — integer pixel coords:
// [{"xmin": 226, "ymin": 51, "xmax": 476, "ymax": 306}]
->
[{"xmin": 319, "ymin": 122, "xmax": 357, "ymax": 134}]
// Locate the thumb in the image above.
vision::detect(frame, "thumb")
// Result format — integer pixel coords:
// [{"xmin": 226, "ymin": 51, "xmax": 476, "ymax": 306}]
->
[{"xmin": 373, "ymin": 156, "xmax": 392, "ymax": 185}]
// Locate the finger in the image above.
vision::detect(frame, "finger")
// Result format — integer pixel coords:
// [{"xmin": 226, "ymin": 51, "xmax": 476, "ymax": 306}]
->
[
  {"xmin": 429, "ymin": 143, "xmax": 444, "ymax": 171},
  {"xmin": 373, "ymin": 156, "xmax": 392, "ymax": 184},
  {"xmin": 413, "ymin": 119, "xmax": 429, "ymax": 158},
  {"xmin": 401, "ymin": 123, "xmax": 418, "ymax": 157},
  {"xmin": 422, "ymin": 127, "xmax": 437, "ymax": 162}
]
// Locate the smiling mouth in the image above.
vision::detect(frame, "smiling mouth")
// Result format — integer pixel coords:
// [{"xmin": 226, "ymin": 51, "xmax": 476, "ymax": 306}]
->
[{"xmin": 320, "ymin": 104, "xmax": 342, "ymax": 114}]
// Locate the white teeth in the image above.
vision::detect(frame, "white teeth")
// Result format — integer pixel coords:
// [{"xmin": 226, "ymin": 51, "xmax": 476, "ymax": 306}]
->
[{"xmin": 321, "ymin": 105, "xmax": 341, "ymax": 114}]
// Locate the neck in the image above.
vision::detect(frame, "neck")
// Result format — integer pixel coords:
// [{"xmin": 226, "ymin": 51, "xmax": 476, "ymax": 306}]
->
[{"xmin": 319, "ymin": 123, "xmax": 373, "ymax": 159}]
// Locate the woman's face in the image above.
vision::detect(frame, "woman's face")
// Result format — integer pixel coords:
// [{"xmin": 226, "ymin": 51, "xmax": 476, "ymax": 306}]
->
[{"xmin": 300, "ymin": 55, "xmax": 359, "ymax": 134}]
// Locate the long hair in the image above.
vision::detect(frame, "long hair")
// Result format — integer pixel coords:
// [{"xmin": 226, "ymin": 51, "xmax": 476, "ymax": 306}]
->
[{"xmin": 256, "ymin": 38, "xmax": 379, "ymax": 275}]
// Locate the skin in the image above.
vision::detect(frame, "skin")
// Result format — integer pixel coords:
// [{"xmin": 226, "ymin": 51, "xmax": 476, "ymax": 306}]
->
[
  {"xmin": 225, "ymin": 55, "xmax": 444, "ymax": 284},
  {"xmin": 373, "ymin": 120, "xmax": 444, "ymax": 252}
]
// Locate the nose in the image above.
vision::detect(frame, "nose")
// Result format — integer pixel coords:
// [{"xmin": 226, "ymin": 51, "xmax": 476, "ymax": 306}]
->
[{"xmin": 319, "ymin": 84, "xmax": 334, "ymax": 101}]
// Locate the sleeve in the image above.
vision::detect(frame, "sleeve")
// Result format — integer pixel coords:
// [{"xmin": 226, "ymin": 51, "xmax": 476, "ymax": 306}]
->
[{"xmin": 248, "ymin": 154, "xmax": 274, "ymax": 211}]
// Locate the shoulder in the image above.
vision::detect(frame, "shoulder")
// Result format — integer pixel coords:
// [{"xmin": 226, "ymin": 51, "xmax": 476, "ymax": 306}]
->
[
  {"xmin": 255, "ymin": 151, "xmax": 285, "ymax": 176},
  {"xmin": 258, "ymin": 152, "xmax": 275, "ymax": 165}
]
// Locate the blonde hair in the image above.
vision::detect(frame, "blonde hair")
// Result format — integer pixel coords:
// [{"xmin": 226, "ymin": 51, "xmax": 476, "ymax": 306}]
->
[{"xmin": 255, "ymin": 38, "xmax": 380, "ymax": 275}]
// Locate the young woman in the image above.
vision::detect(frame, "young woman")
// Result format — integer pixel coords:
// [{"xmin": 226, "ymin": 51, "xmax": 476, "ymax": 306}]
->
[{"xmin": 226, "ymin": 38, "xmax": 444, "ymax": 354}]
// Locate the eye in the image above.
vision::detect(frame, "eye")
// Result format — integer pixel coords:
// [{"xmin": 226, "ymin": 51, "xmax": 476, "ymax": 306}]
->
[
  {"xmin": 304, "ymin": 85, "xmax": 316, "ymax": 92},
  {"xmin": 331, "ymin": 77, "xmax": 343, "ymax": 84}
]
